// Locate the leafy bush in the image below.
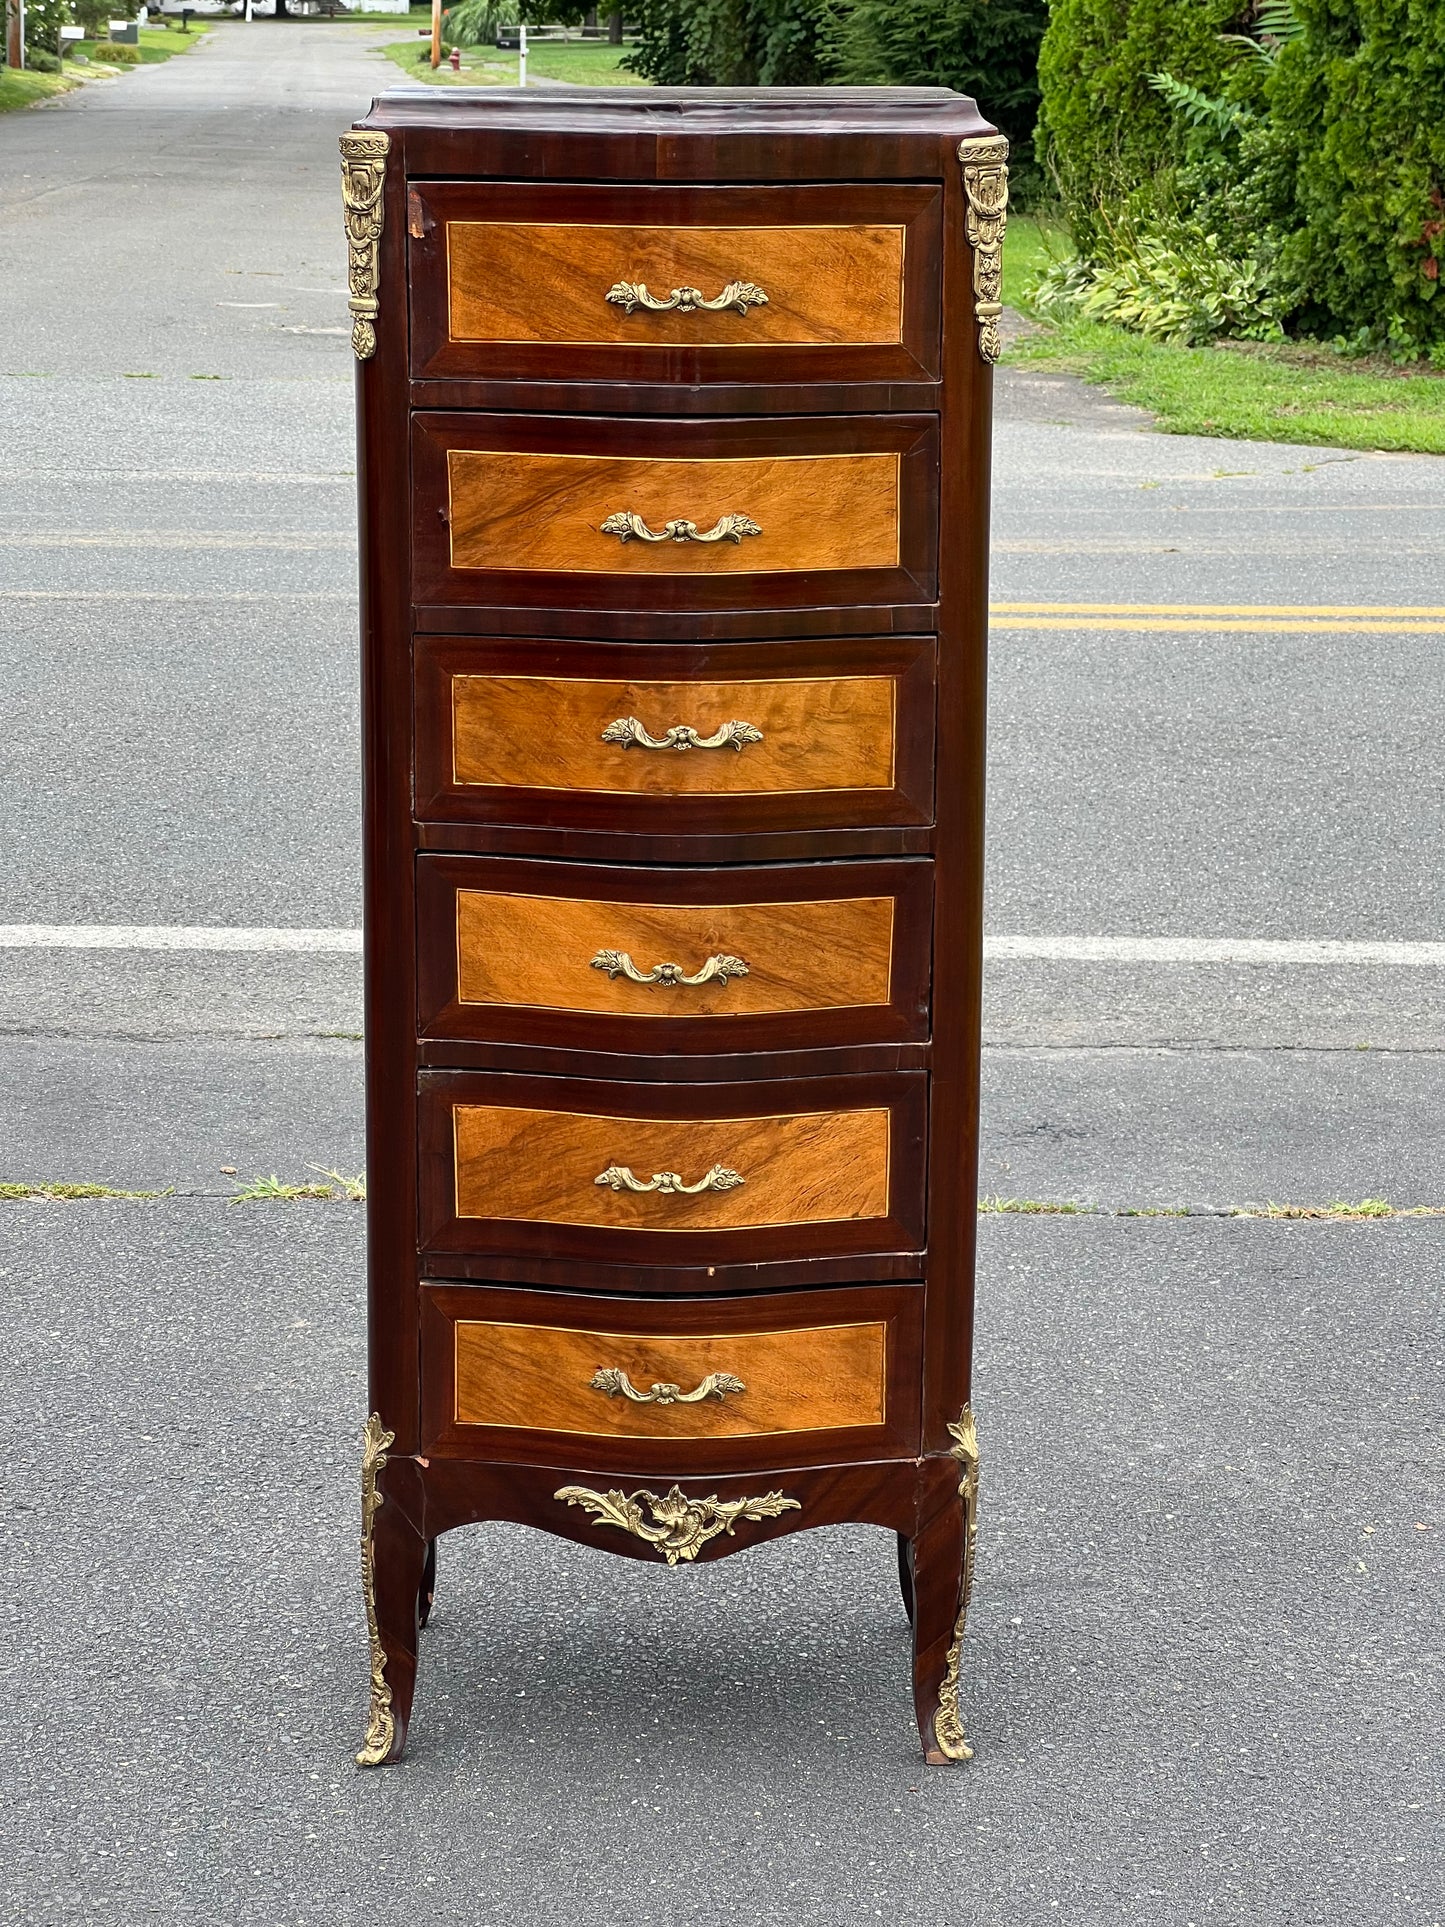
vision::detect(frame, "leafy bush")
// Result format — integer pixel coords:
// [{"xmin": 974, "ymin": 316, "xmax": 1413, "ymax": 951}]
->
[
  {"xmin": 625, "ymin": 0, "xmax": 1045, "ymax": 168},
  {"xmin": 440, "ymin": 0, "xmax": 518, "ymax": 46},
  {"xmin": 1033, "ymin": 225, "xmax": 1286, "ymax": 344},
  {"xmin": 23, "ymin": 0, "xmax": 74, "ymax": 59},
  {"xmin": 74, "ymin": 0, "xmax": 138, "ymax": 27},
  {"xmin": 1269, "ymin": 0, "xmax": 1445, "ymax": 355},
  {"xmin": 97, "ymin": 38, "xmax": 141, "ymax": 59},
  {"xmin": 1036, "ymin": 0, "xmax": 1239, "ymax": 255},
  {"xmin": 822, "ymin": 0, "xmax": 1047, "ymax": 186},
  {"xmin": 624, "ymin": 0, "xmax": 829, "ymax": 86}
]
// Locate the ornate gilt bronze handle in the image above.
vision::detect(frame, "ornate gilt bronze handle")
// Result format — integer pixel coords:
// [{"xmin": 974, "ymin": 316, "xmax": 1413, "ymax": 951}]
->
[
  {"xmin": 601, "ymin": 716, "xmax": 763, "ymax": 753},
  {"xmin": 600, "ymin": 510, "xmax": 761, "ymax": 546},
  {"xmin": 555, "ymin": 1482, "xmax": 799, "ymax": 1564},
  {"xmin": 589, "ymin": 1368, "xmax": 747, "ymax": 1405},
  {"xmin": 606, "ymin": 279, "xmax": 768, "ymax": 317},
  {"xmin": 591, "ymin": 950, "xmax": 749, "ymax": 988},
  {"xmin": 594, "ymin": 1163, "xmax": 744, "ymax": 1195}
]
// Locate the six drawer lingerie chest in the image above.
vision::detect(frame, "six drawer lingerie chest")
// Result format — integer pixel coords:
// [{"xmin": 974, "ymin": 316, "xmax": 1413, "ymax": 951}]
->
[{"xmin": 340, "ymin": 85, "xmax": 1007, "ymax": 1766}]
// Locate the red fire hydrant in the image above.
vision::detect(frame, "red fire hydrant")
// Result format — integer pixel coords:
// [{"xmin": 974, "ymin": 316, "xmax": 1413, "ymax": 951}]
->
[{"xmin": 449, "ymin": 46, "xmax": 460, "ymax": 70}]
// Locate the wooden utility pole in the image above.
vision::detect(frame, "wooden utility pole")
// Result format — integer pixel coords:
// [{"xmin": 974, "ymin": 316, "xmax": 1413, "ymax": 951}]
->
[
  {"xmin": 430, "ymin": 0, "xmax": 440, "ymax": 68},
  {"xmin": 6, "ymin": 0, "xmax": 24, "ymax": 71}
]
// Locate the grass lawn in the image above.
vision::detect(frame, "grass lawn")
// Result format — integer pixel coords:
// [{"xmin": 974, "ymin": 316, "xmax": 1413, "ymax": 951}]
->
[
  {"xmin": 0, "ymin": 66, "xmax": 78, "ymax": 111},
  {"xmin": 0, "ymin": 19, "xmax": 212, "ymax": 107},
  {"xmin": 1002, "ymin": 212, "xmax": 1445, "ymax": 455},
  {"xmin": 72, "ymin": 22, "xmax": 212, "ymax": 66},
  {"xmin": 378, "ymin": 34, "xmax": 644, "ymax": 88}
]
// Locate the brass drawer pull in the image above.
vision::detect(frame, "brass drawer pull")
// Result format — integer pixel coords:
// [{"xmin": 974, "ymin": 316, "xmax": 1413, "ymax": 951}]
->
[
  {"xmin": 554, "ymin": 1482, "xmax": 800, "ymax": 1565},
  {"xmin": 600, "ymin": 510, "xmax": 762, "ymax": 547},
  {"xmin": 605, "ymin": 279, "xmax": 768, "ymax": 317},
  {"xmin": 601, "ymin": 716, "xmax": 764, "ymax": 753},
  {"xmin": 589, "ymin": 1367, "xmax": 747, "ymax": 1405},
  {"xmin": 591, "ymin": 949, "xmax": 750, "ymax": 989},
  {"xmin": 594, "ymin": 1163, "xmax": 744, "ymax": 1196}
]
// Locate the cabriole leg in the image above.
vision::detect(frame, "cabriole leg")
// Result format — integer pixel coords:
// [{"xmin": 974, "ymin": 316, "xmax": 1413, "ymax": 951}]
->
[
  {"xmin": 419, "ymin": 1537, "xmax": 438, "ymax": 1630},
  {"xmin": 911, "ymin": 1405, "xmax": 980, "ymax": 1764},
  {"xmin": 896, "ymin": 1531, "xmax": 915, "ymax": 1625},
  {"xmin": 356, "ymin": 1414, "xmax": 428, "ymax": 1767}
]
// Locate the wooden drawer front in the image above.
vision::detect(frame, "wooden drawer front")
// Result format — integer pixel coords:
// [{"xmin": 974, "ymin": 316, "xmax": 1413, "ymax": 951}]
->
[
  {"xmin": 419, "ymin": 1282, "xmax": 924, "ymax": 1468},
  {"xmin": 459, "ymin": 1105, "xmax": 887, "ymax": 1230},
  {"xmin": 412, "ymin": 414, "xmax": 938, "ymax": 613},
  {"xmin": 418, "ymin": 1071, "xmax": 927, "ymax": 1285},
  {"xmin": 416, "ymin": 855, "xmax": 931, "ymax": 1052},
  {"xmin": 449, "ymin": 452, "xmax": 898, "ymax": 576},
  {"xmin": 413, "ymin": 638, "xmax": 936, "ymax": 837},
  {"xmin": 407, "ymin": 182, "xmax": 941, "ymax": 384}
]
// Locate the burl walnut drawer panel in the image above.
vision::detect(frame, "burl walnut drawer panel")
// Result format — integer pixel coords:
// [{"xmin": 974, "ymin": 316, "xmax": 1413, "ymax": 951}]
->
[
  {"xmin": 411, "ymin": 414, "xmax": 938, "ymax": 613},
  {"xmin": 418, "ymin": 1070, "xmax": 927, "ymax": 1285},
  {"xmin": 413, "ymin": 637, "xmax": 936, "ymax": 836},
  {"xmin": 419, "ymin": 1282, "xmax": 923, "ymax": 1469},
  {"xmin": 415, "ymin": 854, "xmax": 931, "ymax": 1054},
  {"xmin": 407, "ymin": 182, "xmax": 942, "ymax": 385}
]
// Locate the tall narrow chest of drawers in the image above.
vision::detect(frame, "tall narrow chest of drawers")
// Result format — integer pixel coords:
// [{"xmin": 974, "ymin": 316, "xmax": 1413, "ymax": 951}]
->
[{"xmin": 341, "ymin": 86, "xmax": 1006, "ymax": 1767}]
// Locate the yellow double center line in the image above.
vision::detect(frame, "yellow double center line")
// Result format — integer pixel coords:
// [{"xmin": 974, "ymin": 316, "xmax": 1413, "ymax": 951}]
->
[{"xmin": 990, "ymin": 602, "xmax": 1445, "ymax": 634}]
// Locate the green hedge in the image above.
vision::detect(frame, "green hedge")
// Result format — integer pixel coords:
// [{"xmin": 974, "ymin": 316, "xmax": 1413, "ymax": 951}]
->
[
  {"xmin": 825, "ymin": 0, "xmax": 1047, "ymax": 182},
  {"xmin": 624, "ymin": 0, "xmax": 829, "ymax": 86},
  {"xmin": 1036, "ymin": 0, "xmax": 1239, "ymax": 254},
  {"xmin": 1271, "ymin": 0, "xmax": 1445, "ymax": 354},
  {"xmin": 625, "ymin": 0, "xmax": 1046, "ymax": 177}
]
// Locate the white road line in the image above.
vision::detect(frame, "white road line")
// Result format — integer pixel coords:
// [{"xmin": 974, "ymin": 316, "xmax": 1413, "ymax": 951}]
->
[
  {"xmin": 1, "ymin": 530, "xmax": 356, "ymax": 550},
  {"xmin": 0, "ymin": 926, "xmax": 362, "ymax": 952},
  {"xmin": 0, "ymin": 471, "xmax": 354, "ymax": 485},
  {"xmin": 988, "ymin": 936, "xmax": 1445, "ymax": 966},
  {"xmin": 1, "ymin": 928, "xmax": 1443, "ymax": 966},
  {"xmin": 0, "ymin": 589, "xmax": 351, "ymax": 601}
]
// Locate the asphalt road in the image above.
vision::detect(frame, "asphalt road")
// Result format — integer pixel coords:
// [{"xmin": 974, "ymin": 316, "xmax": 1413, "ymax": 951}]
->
[{"xmin": 1, "ymin": 27, "xmax": 1441, "ymax": 1927}]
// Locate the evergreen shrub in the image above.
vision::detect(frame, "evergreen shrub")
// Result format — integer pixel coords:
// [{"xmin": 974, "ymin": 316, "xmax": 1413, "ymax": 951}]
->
[
  {"xmin": 624, "ymin": 0, "xmax": 829, "ymax": 87},
  {"xmin": 824, "ymin": 0, "xmax": 1047, "ymax": 185},
  {"xmin": 1270, "ymin": 0, "xmax": 1445, "ymax": 356},
  {"xmin": 1035, "ymin": 0, "xmax": 1238, "ymax": 254}
]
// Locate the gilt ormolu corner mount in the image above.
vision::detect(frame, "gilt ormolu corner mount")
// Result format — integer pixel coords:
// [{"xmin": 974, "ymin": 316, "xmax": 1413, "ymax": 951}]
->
[{"xmin": 343, "ymin": 88, "xmax": 1004, "ymax": 1770}]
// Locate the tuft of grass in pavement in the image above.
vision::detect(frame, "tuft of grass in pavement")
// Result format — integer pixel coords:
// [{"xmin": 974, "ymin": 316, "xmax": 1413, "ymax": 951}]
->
[
  {"xmin": 978, "ymin": 1196, "xmax": 1094, "ymax": 1216},
  {"xmin": 1237, "ymin": 1198, "xmax": 1441, "ymax": 1220},
  {"xmin": 1002, "ymin": 212, "xmax": 1445, "ymax": 455},
  {"xmin": 230, "ymin": 1168, "xmax": 366, "ymax": 1203},
  {"xmin": 0, "ymin": 1181, "xmax": 167, "ymax": 1201},
  {"xmin": 0, "ymin": 68, "xmax": 78, "ymax": 113},
  {"xmin": 978, "ymin": 1193, "xmax": 1445, "ymax": 1220}
]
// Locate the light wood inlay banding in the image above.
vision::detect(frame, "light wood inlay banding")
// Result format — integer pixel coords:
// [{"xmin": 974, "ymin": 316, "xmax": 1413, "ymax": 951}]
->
[
  {"xmin": 455, "ymin": 892, "xmax": 894, "ymax": 1016},
  {"xmin": 452, "ymin": 1104, "xmax": 891, "ymax": 1230},
  {"xmin": 450, "ymin": 672, "xmax": 898, "ymax": 795},
  {"xmin": 446, "ymin": 222, "xmax": 906, "ymax": 347},
  {"xmin": 453, "ymin": 1318, "xmax": 888, "ymax": 1439},
  {"xmin": 445, "ymin": 450, "xmax": 901, "ymax": 575}
]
